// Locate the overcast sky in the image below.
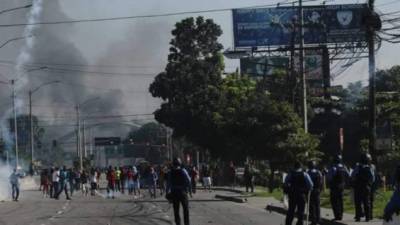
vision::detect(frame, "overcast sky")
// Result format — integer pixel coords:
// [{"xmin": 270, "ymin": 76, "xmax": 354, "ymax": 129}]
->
[{"xmin": 0, "ymin": 0, "xmax": 398, "ymax": 146}]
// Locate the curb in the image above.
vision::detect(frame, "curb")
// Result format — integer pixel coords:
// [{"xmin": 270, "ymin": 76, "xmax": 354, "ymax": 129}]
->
[
  {"xmin": 215, "ymin": 194, "xmax": 247, "ymax": 203},
  {"xmin": 265, "ymin": 204, "xmax": 347, "ymax": 225},
  {"xmin": 198, "ymin": 187, "xmax": 244, "ymax": 194}
]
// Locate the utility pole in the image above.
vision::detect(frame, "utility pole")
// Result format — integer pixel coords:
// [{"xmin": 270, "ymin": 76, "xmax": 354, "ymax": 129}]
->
[
  {"xmin": 82, "ymin": 119, "xmax": 86, "ymax": 158},
  {"xmin": 29, "ymin": 91, "xmax": 34, "ymax": 165},
  {"xmin": 11, "ymin": 79, "xmax": 18, "ymax": 168},
  {"xmin": 368, "ymin": 0, "xmax": 377, "ymax": 162},
  {"xmin": 298, "ymin": 0, "xmax": 308, "ymax": 133},
  {"xmin": 76, "ymin": 105, "xmax": 82, "ymax": 170}
]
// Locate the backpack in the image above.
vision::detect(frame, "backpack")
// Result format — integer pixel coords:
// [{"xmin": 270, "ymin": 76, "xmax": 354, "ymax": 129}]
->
[
  {"xmin": 356, "ymin": 165, "xmax": 373, "ymax": 188},
  {"xmin": 332, "ymin": 166, "xmax": 346, "ymax": 189},
  {"xmin": 285, "ymin": 171, "xmax": 307, "ymax": 195},
  {"xmin": 308, "ymin": 170, "xmax": 322, "ymax": 191},
  {"xmin": 170, "ymin": 168, "xmax": 185, "ymax": 188}
]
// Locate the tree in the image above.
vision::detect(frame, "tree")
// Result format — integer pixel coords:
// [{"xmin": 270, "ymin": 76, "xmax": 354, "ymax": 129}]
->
[
  {"xmin": 150, "ymin": 16, "xmax": 321, "ymax": 167},
  {"xmin": 149, "ymin": 16, "xmax": 224, "ymax": 153}
]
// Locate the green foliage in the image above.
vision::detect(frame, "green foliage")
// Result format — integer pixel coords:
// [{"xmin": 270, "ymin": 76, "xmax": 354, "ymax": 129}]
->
[
  {"xmin": 149, "ymin": 16, "xmax": 321, "ymax": 167},
  {"xmin": 126, "ymin": 122, "xmax": 165, "ymax": 145}
]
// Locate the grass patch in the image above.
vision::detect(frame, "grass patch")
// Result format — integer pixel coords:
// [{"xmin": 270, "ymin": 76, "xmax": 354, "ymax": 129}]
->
[
  {"xmin": 252, "ymin": 186, "xmax": 392, "ymax": 218},
  {"xmin": 252, "ymin": 186, "xmax": 284, "ymax": 200},
  {"xmin": 320, "ymin": 189, "xmax": 392, "ymax": 218}
]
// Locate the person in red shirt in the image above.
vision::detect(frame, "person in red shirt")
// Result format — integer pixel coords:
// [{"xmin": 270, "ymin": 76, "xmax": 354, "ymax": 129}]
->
[{"xmin": 106, "ymin": 166, "xmax": 116, "ymax": 199}]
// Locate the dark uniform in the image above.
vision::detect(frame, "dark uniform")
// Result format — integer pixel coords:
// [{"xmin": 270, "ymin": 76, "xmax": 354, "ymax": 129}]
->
[
  {"xmin": 307, "ymin": 161, "xmax": 323, "ymax": 225},
  {"xmin": 327, "ymin": 155, "xmax": 349, "ymax": 220},
  {"xmin": 284, "ymin": 162, "xmax": 313, "ymax": 225},
  {"xmin": 352, "ymin": 153, "xmax": 374, "ymax": 222},
  {"xmin": 166, "ymin": 158, "xmax": 192, "ymax": 225},
  {"xmin": 244, "ymin": 165, "xmax": 254, "ymax": 193}
]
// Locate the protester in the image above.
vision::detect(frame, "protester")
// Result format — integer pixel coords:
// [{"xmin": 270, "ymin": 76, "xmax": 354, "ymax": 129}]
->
[
  {"xmin": 115, "ymin": 167, "xmax": 121, "ymax": 192},
  {"xmin": 9, "ymin": 168, "xmax": 20, "ymax": 201},
  {"xmin": 81, "ymin": 170, "xmax": 89, "ymax": 196},
  {"xmin": 202, "ymin": 165, "xmax": 212, "ymax": 192},
  {"xmin": 148, "ymin": 166, "xmax": 158, "ymax": 198},
  {"xmin": 159, "ymin": 165, "xmax": 168, "ymax": 196},
  {"xmin": 52, "ymin": 167, "xmax": 60, "ymax": 199},
  {"xmin": 41, "ymin": 169, "xmax": 50, "ymax": 198},
  {"xmin": 244, "ymin": 164, "xmax": 255, "ymax": 193},
  {"xmin": 133, "ymin": 166, "xmax": 141, "ymax": 197},
  {"xmin": 55, "ymin": 166, "xmax": 71, "ymax": 200},
  {"xmin": 190, "ymin": 166, "xmax": 199, "ymax": 194},
  {"xmin": 166, "ymin": 158, "xmax": 191, "ymax": 225},
  {"xmin": 106, "ymin": 166, "xmax": 116, "ymax": 199},
  {"xmin": 90, "ymin": 168, "xmax": 97, "ymax": 196}
]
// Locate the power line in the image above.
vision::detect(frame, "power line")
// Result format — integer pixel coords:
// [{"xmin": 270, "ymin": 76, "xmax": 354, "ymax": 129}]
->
[{"xmin": 0, "ymin": 0, "xmax": 319, "ymax": 28}]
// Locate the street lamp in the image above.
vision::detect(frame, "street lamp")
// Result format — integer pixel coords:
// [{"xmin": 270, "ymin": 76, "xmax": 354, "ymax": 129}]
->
[
  {"xmin": 76, "ymin": 97, "xmax": 100, "ymax": 171},
  {"xmin": 29, "ymin": 80, "xmax": 60, "ymax": 165},
  {"xmin": 0, "ymin": 67, "xmax": 48, "ymax": 168}
]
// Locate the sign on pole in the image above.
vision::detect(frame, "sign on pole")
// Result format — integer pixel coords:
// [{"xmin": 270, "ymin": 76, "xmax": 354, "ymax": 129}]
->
[{"xmin": 233, "ymin": 4, "xmax": 367, "ymax": 47}]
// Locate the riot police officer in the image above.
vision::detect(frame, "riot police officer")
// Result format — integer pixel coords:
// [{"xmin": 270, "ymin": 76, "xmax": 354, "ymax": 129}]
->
[
  {"xmin": 284, "ymin": 161, "xmax": 313, "ymax": 225},
  {"xmin": 307, "ymin": 161, "xmax": 323, "ymax": 225},
  {"xmin": 327, "ymin": 154, "xmax": 349, "ymax": 221},
  {"xmin": 352, "ymin": 153, "xmax": 374, "ymax": 222}
]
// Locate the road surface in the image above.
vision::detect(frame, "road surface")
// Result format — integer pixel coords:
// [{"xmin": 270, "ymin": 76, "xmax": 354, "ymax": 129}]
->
[{"xmin": 0, "ymin": 189, "xmax": 285, "ymax": 225}]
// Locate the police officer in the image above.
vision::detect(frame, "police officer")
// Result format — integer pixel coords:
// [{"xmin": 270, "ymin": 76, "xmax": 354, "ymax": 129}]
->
[
  {"xmin": 352, "ymin": 153, "xmax": 374, "ymax": 222},
  {"xmin": 166, "ymin": 158, "xmax": 192, "ymax": 225},
  {"xmin": 284, "ymin": 161, "xmax": 313, "ymax": 225},
  {"xmin": 307, "ymin": 161, "xmax": 323, "ymax": 225},
  {"xmin": 327, "ymin": 154, "xmax": 349, "ymax": 221}
]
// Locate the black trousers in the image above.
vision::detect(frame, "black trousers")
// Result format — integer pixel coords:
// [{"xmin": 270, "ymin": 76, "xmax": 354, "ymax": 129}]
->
[
  {"xmin": 11, "ymin": 184, "xmax": 19, "ymax": 200},
  {"xmin": 330, "ymin": 188, "xmax": 344, "ymax": 220},
  {"xmin": 355, "ymin": 188, "xmax": 371, "ymax": 220},
  {"xmin": 172, "ymin": 191, "xmax": 190, "ymax": 225},
  {"xmin": 55, "ymin": 182, "xmax": 70, "ymax": 199},
  {"xmin": 245, "ymin": 180, "xmax": 254, "ymax": 193},
  {"xmin": 285, "ymin": 193, "xmax": 306, "ymax": 225},
  {"xmin": 309, "ymin": 191, "xmax": 320, "ymax": 225}
]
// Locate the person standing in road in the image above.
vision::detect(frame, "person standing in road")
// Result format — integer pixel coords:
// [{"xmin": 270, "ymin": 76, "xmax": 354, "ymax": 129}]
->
[
  {"xmin": 52, "ymin": 167, "xmax": 60, "ymax": 199},
  {"xmin": 352, "ymin": 153, "xmax": 374, "ymax": 222},
  {"xmin": 9, "ymin": 169, "xmax": 20, "ymax": 201},
  {"xmin": 55, "ymin": 166, "xmax": 71, "ymax": 200},
  {"xmin": 115, "ymin": 167, "xmax": 121, "ymax": 192},
  {"xmin": 190, "ymin": 166, "xmax": 198, "ymax": 194},
  {"xmin": 166, "ymin": 158, "xmax": 192, "ymax": 225},
  {"xmin": 106, "ymin": 166, "xmax": 116, "ymax": 199},
  {"xmin": 307, "ymin": 161, "xmax": 323, "ymax": 225},
  {"xmin": 327, "ymin": 154, "xmax": 349, "ymax": 221},
  {"xmin": 90, "ymin": 168, "xmax": 97, "ymax": 196},
  {"xmin": 283, "ymin": 161, "xmax": 313, "ymax": 225},
  {"xmin": 159, "ymin": 165, "xmax": 168, "ymax": 196},
  {"xmin": 244, "ymin": 164, "xmax": 255, "ymax": 193},
  {"xmin": 81, "ymin": 170, "xmax": 89, "ymax": 196},
  {"xmin": 132, "ymin": 166, "xmax": 141, "ymax": 197},
  {"xmin": 228, "ymin": 161, "xmax": 236, "ymax": 189},
  {"xmin": 148, "ymin": 166, "xmax": 158, "ymax": 198},
  {"xmin": 202, "ymin": 165, "xmax": 212, "ymax": 192}
]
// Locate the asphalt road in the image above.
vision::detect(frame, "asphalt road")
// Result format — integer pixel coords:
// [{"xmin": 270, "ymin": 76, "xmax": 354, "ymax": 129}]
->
[{"xmin": 0, "ymin": 189, "xmax": 285, "ymax": 225}]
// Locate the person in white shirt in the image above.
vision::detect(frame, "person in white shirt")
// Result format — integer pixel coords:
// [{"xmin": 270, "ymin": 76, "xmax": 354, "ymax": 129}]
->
[{"xmin": 52, "ymin": 167, "xmax": 60, "ymax": 198}]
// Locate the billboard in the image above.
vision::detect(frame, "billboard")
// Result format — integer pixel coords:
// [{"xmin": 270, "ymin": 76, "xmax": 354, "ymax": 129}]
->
[
  {"xmin": 233, "ymin": 4, "xmax": 367, "ymax": 47},
  {"xmin": 240, "ymin": 57, "xmax": 288, "ymax": 76}
]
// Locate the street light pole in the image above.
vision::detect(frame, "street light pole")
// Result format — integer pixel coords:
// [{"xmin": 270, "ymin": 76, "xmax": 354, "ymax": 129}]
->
[
  {"xmin": 29, "ymin": 80, "xmax": 59, "ymax": 165},
  {"xmin": 29, "ymin": 90, "xmax": 33, "ymax": 164},
  {"xmin": 11, "ymin": 79, "xmax": 18, "ymax": 168}
]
